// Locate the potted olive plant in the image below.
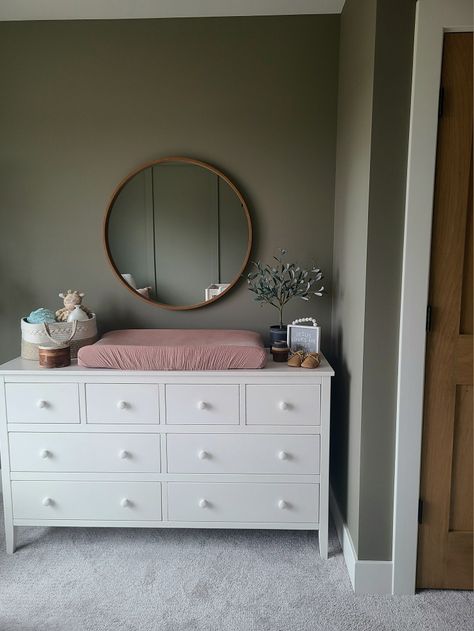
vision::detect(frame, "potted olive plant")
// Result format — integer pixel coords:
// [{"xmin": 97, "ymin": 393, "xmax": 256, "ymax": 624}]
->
[{"xmin": 247, "ymin": 249, "xmax": 325, "ymax": 346}]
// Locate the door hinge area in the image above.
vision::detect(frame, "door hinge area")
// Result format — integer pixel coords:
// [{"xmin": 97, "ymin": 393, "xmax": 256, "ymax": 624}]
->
[
  {"xmin": 426, "ymin": 304, "xmax": 432, "ymax": 332},
  {"xmin": 438, "ymin": 86, "xmax": 445, "ymax": 118},
  {"xmin": 418, "ymin": 499, "xmax": 424, "ymax": 524}
]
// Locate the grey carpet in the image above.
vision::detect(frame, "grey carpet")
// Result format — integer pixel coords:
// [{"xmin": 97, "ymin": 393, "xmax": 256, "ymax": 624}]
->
[{"xmin": 0, "ymin": 504, "xmax": 472, "ymax": 631}]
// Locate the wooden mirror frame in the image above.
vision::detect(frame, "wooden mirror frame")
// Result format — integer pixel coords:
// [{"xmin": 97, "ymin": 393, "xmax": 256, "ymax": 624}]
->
[{"xmin": 104, "ymin": 156, "xmax": 252, "ymax": 311}]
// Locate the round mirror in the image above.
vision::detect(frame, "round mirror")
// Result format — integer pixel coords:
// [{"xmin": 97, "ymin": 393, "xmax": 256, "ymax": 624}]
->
[{"xmin": 105, "ymin": 157, "xmax": 252, "ymax": 310}]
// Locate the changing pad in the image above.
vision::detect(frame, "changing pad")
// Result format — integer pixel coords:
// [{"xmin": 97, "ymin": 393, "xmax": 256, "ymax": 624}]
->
[{"xmin": 77, "ymin": 329, "xmax": 267, "ymax": 371}]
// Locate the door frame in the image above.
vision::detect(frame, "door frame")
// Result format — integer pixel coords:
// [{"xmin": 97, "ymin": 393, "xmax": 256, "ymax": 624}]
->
[{"xmin": 392, "ymin": 0, "xmax": 473, "ymax": 595}]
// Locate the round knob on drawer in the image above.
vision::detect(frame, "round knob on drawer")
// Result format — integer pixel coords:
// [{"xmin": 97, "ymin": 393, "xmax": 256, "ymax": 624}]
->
[
  {"xmin": 278, "ymin": 401, "xmax": 289, "ymax": 411},
  {"xmin": 118, "ymin": 450, "xmax": 130, "ymax": 460},
  {"xmin": 198, "ymin": 450, "xmax": 209, "ymax": 460},
  {"xmin": 39, "ymin": 449, "xmax": 51, "ymax": 459},
  {"xmin": 278, "ymin": 499, "xmax": 288, "ymax": 510},
  {"xmin": 197, "ymin": 401, "xmax": 207, "ymax": 410},
  {"xmin": 198, "ymin": 498, "xmax": 209, "ymax": 509},
  {"xmin": 120, "ymin": 498, "xmax": 131, "ymax": 508},
  {"xmin": 278, "ymin": 450, "xmax": 289, "ymax": 461},
  {"xmin": 42, "ymin": 497, "xmax": 53, "ymax": 507},
  {"xmin": 117, "ymin": 400, "xmax": 128, "ymax": 410},
  {"xmin": 36, "ymin": 400, "xmax": 48, "ymax": 409}
]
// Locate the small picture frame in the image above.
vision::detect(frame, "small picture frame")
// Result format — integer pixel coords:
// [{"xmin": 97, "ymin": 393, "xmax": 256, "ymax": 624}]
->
[
  {"xmin": 205, "ymin": 283, "xmax": 230, "ymax": 301},
  {"xmin": 287, "ymin": 319, "xmax": 321, "ymax": 354}
]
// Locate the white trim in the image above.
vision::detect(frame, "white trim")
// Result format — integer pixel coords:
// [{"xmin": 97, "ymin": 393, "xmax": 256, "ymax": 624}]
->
[
  {"xmin": 330, "ymin": 487, "xmax": 393, "ymax": 595},
  {"xmin": 392, "ymin": 0, "xmax": 473, "ymax": 595},
  {"xmin": 330, "ymin": 486, "xmax": 356, "ymax": 587}
]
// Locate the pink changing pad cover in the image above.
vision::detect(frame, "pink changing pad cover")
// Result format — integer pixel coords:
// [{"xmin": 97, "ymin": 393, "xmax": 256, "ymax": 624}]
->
[{"xmin": 77, "ymin": 329, "xmax": 267, "ymax": 370}]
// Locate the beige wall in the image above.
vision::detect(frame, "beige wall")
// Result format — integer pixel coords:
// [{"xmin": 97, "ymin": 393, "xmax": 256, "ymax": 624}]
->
[
  {"xmin": 331, "ymin": 0, "xmax": 415, "ymax": 560},
  {"xmin": 0, "ymin": 16, "xmax": 339, "ymax": 363}
]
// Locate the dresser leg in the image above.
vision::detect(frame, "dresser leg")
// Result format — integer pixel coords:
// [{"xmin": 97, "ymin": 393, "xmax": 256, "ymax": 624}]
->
[
  {"xmin": 5, "ymin": 523, "xmax": 16, "ymax": 554},
  {"xmin": 319, "ymin": 524, "xmax": 328, "ymax": 560}
]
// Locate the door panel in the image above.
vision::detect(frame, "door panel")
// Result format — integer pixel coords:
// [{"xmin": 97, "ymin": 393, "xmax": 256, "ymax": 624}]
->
[
  {"xmin": 460, "ymin": 186, "xmax": 473, "ymax": 335},
  {"xmin": 417, "ymin": 33, "xmax": 473, "ymax": 590},
  {"xmin": 449, "ymin": 385, "xmax": 473, "ymax": 532}
]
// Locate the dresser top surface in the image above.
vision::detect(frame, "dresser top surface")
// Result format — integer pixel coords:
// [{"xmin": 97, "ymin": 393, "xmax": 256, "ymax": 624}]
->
[{"xmin": 0, "ymin": 353, "xmax": 334, "ymax": 377}]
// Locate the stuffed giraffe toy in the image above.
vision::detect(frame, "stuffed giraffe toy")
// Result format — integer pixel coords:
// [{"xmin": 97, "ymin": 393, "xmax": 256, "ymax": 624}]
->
[{"xmin": 55, "ymin": 290, "xmax": 92, "ymax": 322}]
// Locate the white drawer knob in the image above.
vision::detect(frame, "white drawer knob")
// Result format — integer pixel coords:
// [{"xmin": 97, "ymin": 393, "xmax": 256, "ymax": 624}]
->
[
  {"xmin": 278, "ymin": 499, "xmax": 288, "ymax": 510},
  {"xmin": 198, "ymin": 498, "xmax": 209, "ymax": 509},
  {"xmin": 39, "ymin": 449, "xmax": 51, "ymax": 459},
  {"xmin": 278, "ymin": 450, "xmax": 289, "ymax": 460},
  {"xmin": 120, "ymin": 498, "xmax": 131, "ymax": 508},
  {"xmin": 198, "ymin": 450, "xmax": 209, "ymax": 460},
  {"xmin": 36, "ymin": 400, "xmax": 48, "ymax": 409},
  {"xmin": 278, "ymin": 401, "xmax": 289, "ymax": 411},
  {"xmin": 197, "ymin": 401, "xmax": 207, "ymax": 410},
  {"xmin": 118, "ymin": 450, "xmax": 130, "ymax": 460},
  {"xmin": 42, "ymin": 497, "xmax": 53, "ymax": 507},
  {"xmin": 117, "ymin": 400, "xmax": 128, "ymax": 410}
]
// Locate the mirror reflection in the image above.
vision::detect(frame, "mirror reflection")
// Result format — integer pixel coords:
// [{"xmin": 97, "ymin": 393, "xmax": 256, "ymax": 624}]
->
[{"xmin": 106, "ymin": 159, "xmax": 251, "ymax": 309}]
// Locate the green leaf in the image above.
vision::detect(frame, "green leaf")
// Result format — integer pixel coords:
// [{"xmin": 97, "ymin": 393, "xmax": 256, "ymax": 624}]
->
[{"xmin": 246, "ymin": 250, "xmax": 326, "ymax": 319}]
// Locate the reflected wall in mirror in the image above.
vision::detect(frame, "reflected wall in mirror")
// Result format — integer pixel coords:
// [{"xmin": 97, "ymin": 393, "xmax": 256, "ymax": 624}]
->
[{"xmin": 105, "ymin": 157, "xmax": 252, "ymax": 310}]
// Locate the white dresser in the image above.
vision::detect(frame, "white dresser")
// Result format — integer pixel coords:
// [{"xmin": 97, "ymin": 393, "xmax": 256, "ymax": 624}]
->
[{"xmin": 0, "ymin": 355, "xmax": 334, "ymax": 557}]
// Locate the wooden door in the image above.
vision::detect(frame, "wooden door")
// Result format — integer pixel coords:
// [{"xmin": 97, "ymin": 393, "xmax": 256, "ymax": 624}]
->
[{"xmin": 417, "ymin": 33, "xmax": 473, "ymax": 590}]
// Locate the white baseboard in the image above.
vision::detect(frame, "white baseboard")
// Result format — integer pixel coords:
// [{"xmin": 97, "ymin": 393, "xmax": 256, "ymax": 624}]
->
[{"xmin": 330, "ymin": 486, "xmax": 393, "ymax": 595}]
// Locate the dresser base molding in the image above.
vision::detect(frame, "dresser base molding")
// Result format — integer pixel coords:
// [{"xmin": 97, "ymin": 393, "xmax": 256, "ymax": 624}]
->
[
  {"xmin": 0, "ymin": 355, "xmax": 333, "ymax": 558},
  {"xmin": 12, "ymin": 521, "xmax": 321, "ymax": 529}
]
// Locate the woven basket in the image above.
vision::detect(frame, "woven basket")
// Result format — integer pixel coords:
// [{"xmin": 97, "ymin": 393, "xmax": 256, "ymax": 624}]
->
[{"xmin": 21, "ymin": 314, "xmax": 98, "ymax": 360}]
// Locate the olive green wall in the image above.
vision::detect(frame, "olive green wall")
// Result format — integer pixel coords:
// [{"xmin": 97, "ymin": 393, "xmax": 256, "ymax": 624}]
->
[
  {"xmin": 358, "ymin": 0, "xmax": 416, "ymax": 561},
  {"xmin": 0, "ymin": 16, "xmax": 339, "ymax": 363},
  {"xmin": 331, "ymin": 0, "xmax": 415, "ymax": 560},
  {"xmin": 330, "ymin": 0, "xmax": 377, "ymax": 559},
  {"xmin": 0, "ymin": 11, "xmax": 417, "ymax": 564}
]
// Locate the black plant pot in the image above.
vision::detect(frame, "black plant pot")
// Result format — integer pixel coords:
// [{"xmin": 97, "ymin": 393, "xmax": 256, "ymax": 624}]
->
[{"xmin": 269, "ymin": 325, "xmax": 287, "ymax": 347}]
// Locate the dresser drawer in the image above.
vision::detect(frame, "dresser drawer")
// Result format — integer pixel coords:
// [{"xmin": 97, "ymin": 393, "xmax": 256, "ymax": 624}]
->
[
  {"xmin": 9, "ymin": 433, "xmax": 160, "ymax": 473},
  {"xmin": 5, "ymin": 383, "xmax": 80, "ymax": 424},
  {"xmin": 168, "ymin": 482, "xmax": 319, "ymax": 523},
  {"xmin": 165, "ymin": 385, "xmax": 239, "ymax": 424},
  {"xmin": 167, "ymin": 434, "xmax": 320, "ymax": 474},
  {"xmin": 12, "ymin": 481, "xmax": 162, "ymax": 521},
  {"xmin": 86, "ymin": 384, "xmax": 159, "ymax": 423},
  {"xmin": 246, "ymin": 385, "xmax": 321, "ymax": 425}
]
